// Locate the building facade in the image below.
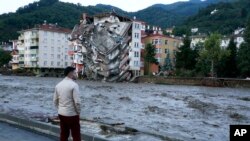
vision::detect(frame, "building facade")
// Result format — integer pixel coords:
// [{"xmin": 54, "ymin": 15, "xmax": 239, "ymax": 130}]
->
[
  {"xmin": 233, "ymin": 28, "xmax": 245, "ymax": 48},
  {"xmin": 142, "ymin": 30, "xmax": 182, "ymax": 73},
  {"xmin": 129, "ymin": 19, "xmax": 145, "ymax": 76},
  {"xmin": 190, "ymin": 34, "xmax": 207, "ymax": 49},
  {"xmin": 16, "ymin": 23, "xmax": 72, "ymax": 76}
]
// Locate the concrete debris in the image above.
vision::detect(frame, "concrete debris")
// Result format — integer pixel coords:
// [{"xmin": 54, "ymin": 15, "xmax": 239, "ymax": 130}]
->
[{"xmin": 70, "ymin": 12, "xmax": 134, "ymax": 82}]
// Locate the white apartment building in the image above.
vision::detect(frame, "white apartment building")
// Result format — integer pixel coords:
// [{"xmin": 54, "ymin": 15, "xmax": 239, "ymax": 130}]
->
[
  {"xmin": 16, "ymin": 23, "xmax": 72, "ymax": 76},
  {"xmin": 190, "ymin": 34, "xmax": 207, "ymax": 49},
  {"xmin": 233, "ymin": 28, "xmax": 245, "ymax": 48},
  {"xmin": 129, "ymin": 18, "xmax": 145, "ymax": 76}
]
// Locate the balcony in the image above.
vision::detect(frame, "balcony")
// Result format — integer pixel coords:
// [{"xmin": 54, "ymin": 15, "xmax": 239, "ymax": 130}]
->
[
  {"xmin": 11, "ymin": 59, "xmax": 19, "ymax": 64},
  {"xmin": 30, "ymin": 42, "xmax": 39, "ymax": 46},
  {"xmin": 73, "ymin": 59, "xmax": 83, "ymax": 65},
  {"xmin": 29, "ymin": 49, "xmax": 38, "ymax": 54},
  {"xmin": 12, "ymin": 55, "xmax": 19, "ymax": 63},
  {"xmin": 30, "ymin": 57, "xmax": 38, "ymax": 61},
  {"xmin": 19, "ymin": 57, "xmax": 24, "ymax": 61},
  {"xmin": 74, "ymin": 46, "xmax": 82, "ymax": 52},
  {"xmin": 19, "ymin": 50, "xmax": 25, "ymax": 54}
]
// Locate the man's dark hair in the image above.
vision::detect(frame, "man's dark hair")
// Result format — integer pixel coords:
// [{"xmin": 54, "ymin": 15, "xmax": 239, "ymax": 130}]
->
[{"xmin": 64, "ymin": 66, "xmax": 76, "ymax": 76}]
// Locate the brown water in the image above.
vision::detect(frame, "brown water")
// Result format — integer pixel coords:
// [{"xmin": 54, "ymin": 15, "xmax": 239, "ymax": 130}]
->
[{"xmin": 0, "ymin": 76, "xmax": 250, "ymax": 141}]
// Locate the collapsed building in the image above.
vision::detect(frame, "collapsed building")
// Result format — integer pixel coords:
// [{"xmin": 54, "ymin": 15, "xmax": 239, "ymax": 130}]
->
[{"xmin": 69, "ymin": 12, "xmax": 144, "ymax": 82}]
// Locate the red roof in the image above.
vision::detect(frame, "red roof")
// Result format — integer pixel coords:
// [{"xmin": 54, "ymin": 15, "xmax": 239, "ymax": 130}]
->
[
  {"xmin": 142, "ymin": 33, "xmax": 181, "ymax": 40},
  {"xmin": 19, "ymin": 23, "xmax": 72, "ymax": 34},
  {"xmin": 38, "ymin": 24, "xmax": 72, "ymax": 33}
]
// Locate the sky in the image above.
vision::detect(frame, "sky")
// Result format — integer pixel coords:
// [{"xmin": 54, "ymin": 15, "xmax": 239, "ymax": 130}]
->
[{"xmin": 0, "ymin": 0, "xmax": 189, "ymax": 14}]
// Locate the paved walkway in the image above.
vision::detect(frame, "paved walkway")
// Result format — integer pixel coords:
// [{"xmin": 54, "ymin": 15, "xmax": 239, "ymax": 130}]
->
[{"xmin": 0, "ymin": 122, "xmax": 55, "ymax": 141}]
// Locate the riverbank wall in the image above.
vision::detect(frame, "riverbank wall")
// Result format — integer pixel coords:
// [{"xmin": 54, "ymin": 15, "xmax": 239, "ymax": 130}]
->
[{"xmin": 137, "ymin": 76, "xmax": 250, "ymax": 88}]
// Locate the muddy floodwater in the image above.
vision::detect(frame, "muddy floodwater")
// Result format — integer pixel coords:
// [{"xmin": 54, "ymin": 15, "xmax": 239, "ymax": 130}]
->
[{"xmin": 0, "ymin": 76, "xmax": 250, "ymax": 141}]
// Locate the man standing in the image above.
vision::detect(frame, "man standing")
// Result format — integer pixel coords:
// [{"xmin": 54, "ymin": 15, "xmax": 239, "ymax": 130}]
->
[{"xmin": 53, "ymin": 67, "xmax": 81, "ymax": 141}]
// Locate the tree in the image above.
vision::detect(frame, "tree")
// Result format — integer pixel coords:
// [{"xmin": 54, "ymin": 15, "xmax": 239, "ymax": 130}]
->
[
  {"xmin": 238, "ymin": 19, "xmax": 250, "ymax": 77},
  {"xmin": 217, "ymin": 37, "xmax": 238, "ymax": 77},
  {"xmin": 0, "ymin": 49, "xmax": 11, "ymax": 67},
  {"xmin": 199, "ymin": 33, "xmax": 230, "ymax": 77},
  {"xmin": 144, "ymin": 43, "xmax": 157, "ymax": 75},
  {"xmin": 173, "ymin": 27, "xmax": 190, "ymax": 37},
  {"xmin": 176, "ymin": 36, "xmax": 197, "ymax": 70},
  {"xmin": 162, "ymin": 52, "xmax": 172, "ymax": 71}
]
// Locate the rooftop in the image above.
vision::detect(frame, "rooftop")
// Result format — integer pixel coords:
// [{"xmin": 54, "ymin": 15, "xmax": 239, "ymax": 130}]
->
[{"xmin": 18, "ymin": 23, "xmax": 71, "ymax": 34}]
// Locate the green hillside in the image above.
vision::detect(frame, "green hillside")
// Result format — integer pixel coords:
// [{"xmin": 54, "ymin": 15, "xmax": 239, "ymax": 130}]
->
[
  {"xmin": 0, "ymin": 0, "xmax": 236, "ymax": 42},
  {"xmin": 179, "ymin": 0, "xmax": 250, "ymax": 34}
]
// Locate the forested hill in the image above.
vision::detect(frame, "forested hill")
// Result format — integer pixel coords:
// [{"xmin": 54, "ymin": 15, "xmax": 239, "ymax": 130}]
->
[
  {"xmin": 178, "ymin": 0, "xmax": 250, "ymax": 35},
  {"xmin": 0, "ymin": 0, "xmax": 235, "ymax": 42}
]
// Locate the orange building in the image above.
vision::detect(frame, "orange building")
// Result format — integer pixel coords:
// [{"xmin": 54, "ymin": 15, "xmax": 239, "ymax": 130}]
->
[{"xmin": 142, "ymin": 33, "xmax": 182, "ymax": 72}]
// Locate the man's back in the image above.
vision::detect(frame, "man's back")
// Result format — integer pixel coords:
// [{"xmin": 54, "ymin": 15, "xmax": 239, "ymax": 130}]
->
[
  {"xmin": 54, "ymin": 77, "xmax": 81, "ymax": 116},
  {"xmin": 56, "ymin": 67, "xmax": 81, "ymax": 141}
]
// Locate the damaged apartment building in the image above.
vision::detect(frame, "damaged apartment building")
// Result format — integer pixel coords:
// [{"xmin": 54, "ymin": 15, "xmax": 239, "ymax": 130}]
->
[{"xmin": 69, "ymin": 12, "xmax": 145, "ymax": 82}]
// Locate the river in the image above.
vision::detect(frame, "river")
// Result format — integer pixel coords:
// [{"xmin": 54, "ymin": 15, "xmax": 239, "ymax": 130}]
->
[{"xmin": 0, "ymin": 76, "xmax": 250, "ymax": 141}]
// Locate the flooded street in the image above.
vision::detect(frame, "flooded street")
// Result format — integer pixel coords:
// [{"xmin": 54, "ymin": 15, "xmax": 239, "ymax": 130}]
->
[{"xmin": 0, "ymin": 76, "xmax": 250, "ymax": 141}]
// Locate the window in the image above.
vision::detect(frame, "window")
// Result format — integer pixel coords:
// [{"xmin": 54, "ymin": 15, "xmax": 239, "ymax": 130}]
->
[
  {"xmin": 157, "ymin": 58, "xmax": 161, "ymax": 63},
  {"xmin": 134, "ymin": 33, "xmax": 139, "ymax": 39},
  {"xmin": 57, "ymin": 54, "xmax": 60, "ymax": 59},
  {"xmin": 57, "ymin": 62, "xmax": 60, "ymax": 66},
  {"xmin": 65, "ymin": 62, "xmax": 68, "ymax": 66},
  {"xmin": 134, "ymin": 23, "xmax": 140, "ymax": 29},
  {"xmin": 159, "ymin": 39, "xmax": 162, "ymax": 45},
  {"xmin": 51, "ymin": 61, "xmax": 54, "ymax": 66},
  {"xmin": 165, "ymin": 49, "xmax": 169, "ymax": 54},
  {"xmin": 134, "ymin": 61, "xmax": 139, "ymax": 66},
  {"xmin": 173, "ymin": 41, "xmax": 177, "ymax": 47},
  {"xmin": 51, "ymin": 54, "xmax": 54, "ymax": 59},
  {"xmin": 173, "ymin": 50, "xmax": 177, "ymax": 56},
  {"xmin": 134, "ymin": 51, "xmax": 139, "ymax": 57},
  {"xmin": 165, "ymin": 40, "xmax": 168, "ymax": 45},
  {"xmin": 44, "ymin": 61, "xmax": 47, "ymax": 66},
  {"xmin": 43, "ymin": 53, "xmax": 47, "ymax": 57},
  {"xmin": 65, "ymin": 55, "xmax": 68, "ymax": 60},
  {"xmin": 134, "ymin": 23, "xmax": 137, "ymax": 29},
  {"xmin": 156, "ymin": 48, "xmax": 161, "ymax": 53},
  {"xmin": 152, "ymin": 39, "xmax": 160, "ymax": 45},
  {"xmin": 134, "ymin": 42, "xmax": 139, "ymax": 48}
]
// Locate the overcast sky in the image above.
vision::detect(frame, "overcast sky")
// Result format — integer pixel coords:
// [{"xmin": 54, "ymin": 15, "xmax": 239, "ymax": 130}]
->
[{"xmin": 0, "ymin": 0, "xmax": 189, "ymax": 14}]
